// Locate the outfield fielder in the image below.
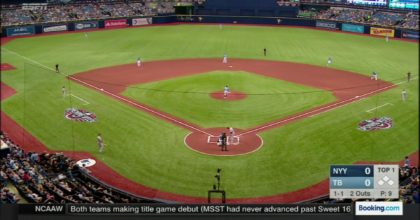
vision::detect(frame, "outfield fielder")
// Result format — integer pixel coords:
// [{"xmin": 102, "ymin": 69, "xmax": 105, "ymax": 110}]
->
[
  {"xmin": 223, "ymin": 85, "xmax": 230, "ymax": 98},
  {"xmin": 97, "ymin": 133, "xmax": 105, "ymax": 153}
]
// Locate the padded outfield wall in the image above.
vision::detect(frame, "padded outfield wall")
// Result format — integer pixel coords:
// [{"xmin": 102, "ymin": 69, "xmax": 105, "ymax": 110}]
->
[{"xmin": 1, "ymin": 14, "xmax": 418, "ymax": 40}]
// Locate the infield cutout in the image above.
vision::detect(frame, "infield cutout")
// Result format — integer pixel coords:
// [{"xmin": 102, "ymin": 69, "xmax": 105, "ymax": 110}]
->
[
  {"xmin": 209, "ymin": 91, "xmax": 247, "ymax": 101},
  {"xmin": 185, "ymin": 128, "xmax": 263, "ymax": 156}
]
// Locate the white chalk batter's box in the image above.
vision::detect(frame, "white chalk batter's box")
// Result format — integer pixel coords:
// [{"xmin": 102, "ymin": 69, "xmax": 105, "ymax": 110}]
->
[{"xmin": 207, "ymin": 135, "xmax": 240, "ymax": 145}]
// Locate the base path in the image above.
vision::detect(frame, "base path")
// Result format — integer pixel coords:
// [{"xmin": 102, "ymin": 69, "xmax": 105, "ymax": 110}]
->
[
  {"xmin": 73, "ymin": 58, "xmax": 394, "ymax": 138},
  {"xmin": 1, "ymin": 59, "xmax": 411, "ymax": 204},
  {"xmin": 1, "ymin": 63, "xmax": 15, "ymax": 71},
  {"xmin": 185, "ymin": 128, "xmax": 263, "ymax": 156}
]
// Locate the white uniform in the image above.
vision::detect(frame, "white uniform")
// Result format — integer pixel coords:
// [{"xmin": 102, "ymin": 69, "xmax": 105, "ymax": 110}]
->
[
  {"xmin": 228, "ymin": 127, "xmax": 235, "ymax": 145},
  {"xmin": 62, "ymin": 86, "xmax": 67, "ymax": 98},
  {"xmin": 371, "ymin": 72, "xmax": 378, "ymax": 80},
  {"xmin": 223, "ymin": 86, "xmax": 230, "ymax": 98},
  {"xmin": 97, "ymin": 135, "xmax": 105, "ymax": 152},
  {"xmin": 137, "ymin": 58, "xmax": 142, "ymax": 67},
  {"xmin": 327, "ymin": 57, "xmax": 332, "ymax": 66},
  {"xmin": 222, "ymin": 54, "xmax": 228, "ymax": 64},
  {"xmin": 401, "ymin": 90, "xmax": 407, "ymax": 101}
]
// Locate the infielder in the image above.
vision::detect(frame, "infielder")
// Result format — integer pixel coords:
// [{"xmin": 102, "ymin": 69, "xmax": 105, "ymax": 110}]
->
[
  {"xmin": 97, "ymin": 133, "xmax": 105, "ymax": 153},
  {"xmin": 223, "ymin": 85, "xmax": 230, "ymax": 98},
  {"xmin": 401, "ymin": 89, "xmax": 407, "ymax": 102},
  {"xmin": 371, "ymin": 72, "xmax": 378, "ymax": 80},
  {"xmin": 136, "ymin": 57, "xmax": 142, "ymax": 67},
  {"xmin": 407, "ymin": 72, "xmax": 411, "ymax": 83},
  {"xmin": 222, "ymin": 54, "xmax": 228, "ymax": 64}
]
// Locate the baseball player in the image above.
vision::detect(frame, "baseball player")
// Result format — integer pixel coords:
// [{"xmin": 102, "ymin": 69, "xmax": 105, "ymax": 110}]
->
[
  {"xmin": 371, "ymin": 72, "xmax": 378, "ymax": 80},
  {"xmin": 263, "ymin": 48, "xmax": 267, "ymax": 57},
  {"xmin": 385, "ymin": 34, "xmax": 389, "ymax": 42},
  {"xmin": 55, "ymin": 64, "xmax": 60, "ymax": 73},
  {"xmin": 407, "ymin": 72, "xmax": 411, "ymax": 83},
  {"xmin": 136, "ymin": 57, "xmax": 142, "ymax": 67},
  {"xmin": 327, "ymin": 56, "xmax": 332, "ymax": 66},
  {"xmin": 401, "ymin": 89, "xmax": 407, "ymax": 102},
  {"xmin": 222, "ymin": 54, "xmax": 228, "ymax": 64},
  {"xmin": 227, "ymin": 127, "xmax": 235, "ymax": 145},
  {"xmin": 84, "ymin": 32, "xmax": 88, "ymax": 39},
  {"xmin": 62, "ymin": 86, "xmax": 67, "ymax": 98},
  {"xmin": 223, "ymin": 85, "xmax": 230, "ymax": 98},
  {"xmin": 220, "ymin": 133, "xmax": 227, "ymax": 151},
  {"xmin": 97, "ymin": 133, "xmax": 105, "ymax": 153}
]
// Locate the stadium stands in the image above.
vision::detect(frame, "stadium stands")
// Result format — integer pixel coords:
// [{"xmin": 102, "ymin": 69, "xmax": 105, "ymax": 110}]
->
[
  {"xmin": 0, "ymin": 131, "xmax": 159, "ymax": 204},
  {"xmin": 2, "ymin": 130, "xmax": 418, "ymax": 204},
  {"xmin": 312, "ymin": 7, "xmax": 418, "ymax": 29},
  {"xmin": 0, "ymin": 0, "xmax": 182, "ymax": 27}
]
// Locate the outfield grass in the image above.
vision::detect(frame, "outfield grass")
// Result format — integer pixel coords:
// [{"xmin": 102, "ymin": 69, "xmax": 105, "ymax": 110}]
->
[
  {"xmin": 1, "ymin": 25, "xmax": 418, "ymax": 199},
  {"xmin": 123, "ymin": 71, "xmax": 335, "ymax": 129}
]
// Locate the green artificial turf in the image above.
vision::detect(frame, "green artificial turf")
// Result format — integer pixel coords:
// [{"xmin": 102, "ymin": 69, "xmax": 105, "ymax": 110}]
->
[
  {"xmin": 1, "ymin": 25, "xmax": 418, "ymax": 199},
  {"xmin": 123, "ymin": 71, "xmax": 335, "ymax": 129}
]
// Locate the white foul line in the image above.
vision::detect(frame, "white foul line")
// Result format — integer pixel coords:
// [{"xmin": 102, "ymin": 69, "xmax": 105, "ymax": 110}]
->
[
  {"xmin": 70, "ymin": 94, "xmax": 89, "ymax": 105},
  {"xmin": 366, "ymin": 103, "xmax": 393, "ymax": 113},
  {"xmin": 3, "ymin": 47, "xmax": 415, "ymax": 137},
  {"xmin": 239, "ymin": 77, "xmax": 417, "ymax": 137},
  {"xmin": 1, "ymin": 48, "xmax": 212, "ymax": 136}
]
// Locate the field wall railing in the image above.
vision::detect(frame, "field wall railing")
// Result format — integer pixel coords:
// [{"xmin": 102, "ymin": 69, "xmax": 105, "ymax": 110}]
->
[{"xmin": 1, "ymin": 14, "xmax": 418, "ymax": 41}]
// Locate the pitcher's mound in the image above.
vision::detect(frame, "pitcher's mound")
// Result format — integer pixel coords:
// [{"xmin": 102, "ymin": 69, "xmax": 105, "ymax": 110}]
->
[{"xmin": 209, "ymin": 91, "xmax": 247, "ymax": 101}]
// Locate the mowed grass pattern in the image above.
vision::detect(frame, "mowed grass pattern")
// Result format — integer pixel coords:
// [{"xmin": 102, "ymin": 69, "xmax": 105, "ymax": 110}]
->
[
  {"xmin": 0, "ymin": 25, "xmax": 418, "ymax": 198},
  {"xmin": 123, "ymin": 71, "xmax": 335, "ymax": 129}
]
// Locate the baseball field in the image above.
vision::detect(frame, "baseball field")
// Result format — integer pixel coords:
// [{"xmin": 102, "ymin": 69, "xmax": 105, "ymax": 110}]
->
[{"xmin": 0, "ymin": 24, "xmax": 418, "ymax": 202}]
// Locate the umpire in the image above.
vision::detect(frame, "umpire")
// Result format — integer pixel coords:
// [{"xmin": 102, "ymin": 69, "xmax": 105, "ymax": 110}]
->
[{"xmin": 221, "ymin": 133, "xmax": 228, "ymax": 151}]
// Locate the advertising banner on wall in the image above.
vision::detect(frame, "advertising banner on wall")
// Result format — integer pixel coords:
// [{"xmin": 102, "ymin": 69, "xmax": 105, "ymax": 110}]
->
[
  {"xmin": 74, "ymin": 21, "xmax": 98, "ymax": 30},
  {"xmin": 104, "ymin": 19, "xmax": 128, "ymax": 28},
  {"xmin": 370, "ymin": 27, "xmax": 395, "ymax": 37},
  {"xmin": 6, "ymin": 26, "xmax": 35, "ymax": 36},
  {"xmin": 401, "ymin": 30, "xmax": 419, "ymax": 39},
  {"xmin": 43, "ymin": 24, "xmax": 68, "ymax": 33},
  {"xmin": 315, "ymin": 20, "xmax": 337, "ymax": 30},
  {"xmin": 341, "ymin": 23, "xmax": 364, "ymax": 33},
  {"xmin": 132, "ymin": 18, "xmax": 153, "ymax": 26}
]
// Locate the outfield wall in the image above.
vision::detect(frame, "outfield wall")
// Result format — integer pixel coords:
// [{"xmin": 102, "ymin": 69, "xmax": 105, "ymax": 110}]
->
[{"xmin": 1, "ymin": 15, "xmax": 418, "ymax": 40}]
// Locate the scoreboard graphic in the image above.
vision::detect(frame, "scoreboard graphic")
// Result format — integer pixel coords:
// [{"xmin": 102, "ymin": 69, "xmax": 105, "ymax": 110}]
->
[{"xmin": 329, "ymin": 165, "xmax": 399, "ymax": 199}]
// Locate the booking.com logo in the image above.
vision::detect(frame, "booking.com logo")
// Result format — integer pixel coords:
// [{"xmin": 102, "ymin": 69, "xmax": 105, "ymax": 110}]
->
[{"xmin": 355, "ymin": 202, "xmax": 403, "ymax": 216}]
